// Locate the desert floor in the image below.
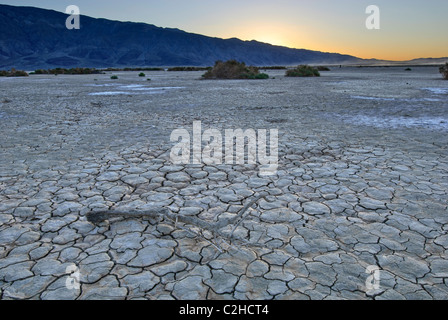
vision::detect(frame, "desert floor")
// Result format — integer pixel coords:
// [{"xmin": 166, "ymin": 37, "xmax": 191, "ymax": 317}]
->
[{"xmin": 0, "ymin": 66, "xmax": 447, "ymax": 299}]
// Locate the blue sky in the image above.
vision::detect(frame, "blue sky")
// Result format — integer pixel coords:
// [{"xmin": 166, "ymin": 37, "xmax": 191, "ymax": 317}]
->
[{"xmin": 2, "ymin": 0, "xmax": 447, "ymax": 60}]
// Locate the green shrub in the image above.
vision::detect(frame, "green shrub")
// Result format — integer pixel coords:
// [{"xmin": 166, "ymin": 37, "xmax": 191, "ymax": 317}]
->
[
  {"xmin": 405, "ymin": 68, "xmax": 412, "ymax": 71},
  {"xmin": 256, "ymin": 73, "xmax": 269, "ymax": 79},
  {"xmin": 202, "ymin": 60, "xmax": 268, "ymax": 80},
  {"xmin": 285, "ymin": 65, "xmax": 320, "ymax": 77},
  {"xmin": 139, "ymin": 72, "xmax": 145, "ymax": 77},
  {"xmin": 440, "ymin": 63, "xmax": 448, "ymax": 80},
  {"xmin": 242, "ymin": 73, "xmax": 269, "ymax": 79},
  {"xmin": 316, "ymin": 66, "xmax": 330, "ymax": 71},
  {"xmin": 110, "ymin": 75, "xmax": 118, "ymax": 79}
]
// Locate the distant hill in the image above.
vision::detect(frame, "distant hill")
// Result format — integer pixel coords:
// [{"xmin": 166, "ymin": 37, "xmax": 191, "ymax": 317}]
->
[
  {"xmin": 0, "ymin": 4, "xmax": 364, "ymax": 69},
  {"xmin": 391, "ymin": 58, "xmax": 448, "ymax": 65}
]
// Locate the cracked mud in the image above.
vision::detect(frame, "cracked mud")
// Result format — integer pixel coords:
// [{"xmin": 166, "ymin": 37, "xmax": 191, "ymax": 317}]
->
[{"xmin": 0, "ymin": 67, "xmax": 447, "ymax": 300}]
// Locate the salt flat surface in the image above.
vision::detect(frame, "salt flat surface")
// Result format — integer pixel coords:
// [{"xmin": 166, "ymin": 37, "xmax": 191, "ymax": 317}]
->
[
  {"xmin": 423, "ymin": 87, "xmax": 448, "ymax": 95},
  {"xmin": 0, "ymin": 67, "xmax": 447, "ymax": 300},
  {"xmin": 87, "ymin": 84, "xmax": 184, "ymax": 95}
]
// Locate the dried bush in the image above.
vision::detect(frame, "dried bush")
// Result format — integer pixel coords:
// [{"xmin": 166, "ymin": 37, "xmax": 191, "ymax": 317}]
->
[
  {"xmin": 202, "ymin": 60, "xmax": 269, "ymax": 80},
  {"xmin": 285, "ymin": 65, "xmax": 320, "ymax": 77}
]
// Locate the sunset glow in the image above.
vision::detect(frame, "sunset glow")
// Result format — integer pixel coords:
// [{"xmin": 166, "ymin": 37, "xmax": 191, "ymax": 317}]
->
[{"xmin": 2, "ymin": 0, "xmax": 447, "ymax": 61}]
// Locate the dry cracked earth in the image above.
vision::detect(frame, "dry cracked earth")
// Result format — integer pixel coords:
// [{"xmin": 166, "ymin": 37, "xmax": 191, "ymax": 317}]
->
[{"xmin": 0, "ymin": 67, "xmax": 447, "ymax": 300}]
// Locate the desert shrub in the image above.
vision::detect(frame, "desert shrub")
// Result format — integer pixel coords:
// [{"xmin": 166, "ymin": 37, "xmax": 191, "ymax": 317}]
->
[
  {"xmin": 405, "ymin": 68, "xmax": 412, "ymax": 71},
  {"xmin": 33, "ymin": 69, "xmax": 49, "ymax": 74},
  {"xmin": 110, "ymin": 75, "xmax": 118, "ymax": 79},
  {"xmin": 31, "ymin": 68, "xmax": 103, "ymax": 75},
  {"xmin": 50, "ymin": 68, "xmax": 65, "ymax": 75},
  {"xmin": 67, "ymin": 68, "xmax": 101, "ymax": 74},
  {"xmin": 106, "ymin": 67, "xmax": 164, "ymax": 72},
  {"xmin": 242, "ymin": 73, "xmax": 269, "ymax": 80},
  {"xmin": 168, "ymin": 66, "xmax": 211, "ymax": 71},
  {"xmin": 13, "ymin": 70, "xmax": 28, "ymax": 77},
  {"xmin": 259, "ymin": 66, "xmax": 287, "ymax": 70},
  {"xmin": 286, "ymin": 65, "xmax": 320, "ymax": 77},
  {"xmin": 316, "ymin": 66, "xmax": 331, "ymax": 71},
  {"xmin": 202, "ymin": 60, "xmax": 269, "ymax": 80},
  {"xmin": 0, "ymin": 69, "xmax": 29, "ymax": 77},
  {"xmin": 139, "ymin": 72, "xmax": 145, "ymax": 77},
  {"xmin": 440, "ymin": 63, "xmax": 448, "ymax": 80}
]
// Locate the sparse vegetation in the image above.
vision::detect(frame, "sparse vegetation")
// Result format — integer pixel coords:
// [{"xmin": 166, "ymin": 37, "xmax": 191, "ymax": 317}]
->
[
  {"xmin": 103, "ymin": 67, "xmax": 164, "ymax": 72},
  {"xmin": 0, "ymin": 69, "xmax": 29, "ymax": 77},
  {"xmin": 246, "ymin": 73, "xmax": 270, "ymax": 79},
  {"xmin": 31, "ymin": 68, "xmax": 103, "ymax": 75},
  {"xmin": 258, "ymin": 66, "xmax": 287, "ymax": 70},
  {"xmin": 110, "ymin": 75, "xmax": 118, "ymax": 79},
  {"xmin": 440, "ymin": 63, "xmax": 448, "ymax": 80},
  {"xmin": 202, "ymin": 60, "xmax": 269, "ymax": 80},
  {"xmin": 316, "ymin": 66, "xmax": 331, "ymax": 71},
  {"xmin": 285, "ymin": 65, "xmax": 320, "ymax": 77},
  {"xmin": 167, "ymin": 66, "xmax": 211, "ymax": 72}
]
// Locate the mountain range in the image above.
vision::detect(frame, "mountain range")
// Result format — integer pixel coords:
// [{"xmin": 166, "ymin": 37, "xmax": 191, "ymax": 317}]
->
[{"xmin": 0, "ymin": 4, "xmax": 446, "ymax": 70}]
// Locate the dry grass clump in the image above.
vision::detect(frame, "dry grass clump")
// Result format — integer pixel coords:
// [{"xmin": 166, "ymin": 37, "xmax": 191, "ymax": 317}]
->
[
  {"xmin": 0, "ymin": 68, "xmax": 29, "ymax": 77},
  {"xmin": 440, "ymin": 63, "xmax": 448, "ymax": 80},
  {"xmin": 285, "ymin": 65, "xmax": 320, "ymax": 77},
  {"xmin": 202, "ymin": 60, "xmax": 269, "ymax": 79}
]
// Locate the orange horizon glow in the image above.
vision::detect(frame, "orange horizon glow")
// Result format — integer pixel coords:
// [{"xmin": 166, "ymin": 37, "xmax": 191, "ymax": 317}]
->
[
  {"xmin": 214, "ymin": 23, "xmax": 448, "ymax": 62},
  {"xmin": 210, "ymin": 33, "xmax": 447, "ymax": 62}
]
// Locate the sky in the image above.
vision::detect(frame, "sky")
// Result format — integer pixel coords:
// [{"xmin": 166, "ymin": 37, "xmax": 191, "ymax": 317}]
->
[{"xmin": 1, "ymin": 0, "xmax": 447, "ymax": 61}]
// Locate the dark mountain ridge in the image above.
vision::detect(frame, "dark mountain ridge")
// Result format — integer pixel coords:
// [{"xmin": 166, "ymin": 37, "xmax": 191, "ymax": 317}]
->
[{"xmin": 0, "ymin": 4, "xmax": 364, "ymax": 69}]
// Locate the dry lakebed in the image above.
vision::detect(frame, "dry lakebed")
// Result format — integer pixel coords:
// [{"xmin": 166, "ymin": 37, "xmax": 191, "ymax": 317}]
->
[{"xmin": 0, "ymin": 66, "xmax": 447, "ymax": 300}]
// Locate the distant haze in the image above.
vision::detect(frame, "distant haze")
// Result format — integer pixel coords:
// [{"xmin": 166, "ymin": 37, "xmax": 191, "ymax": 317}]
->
[{"xmin": 1, "ymin": 0, "xmax": 447, "ymax": 61}]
